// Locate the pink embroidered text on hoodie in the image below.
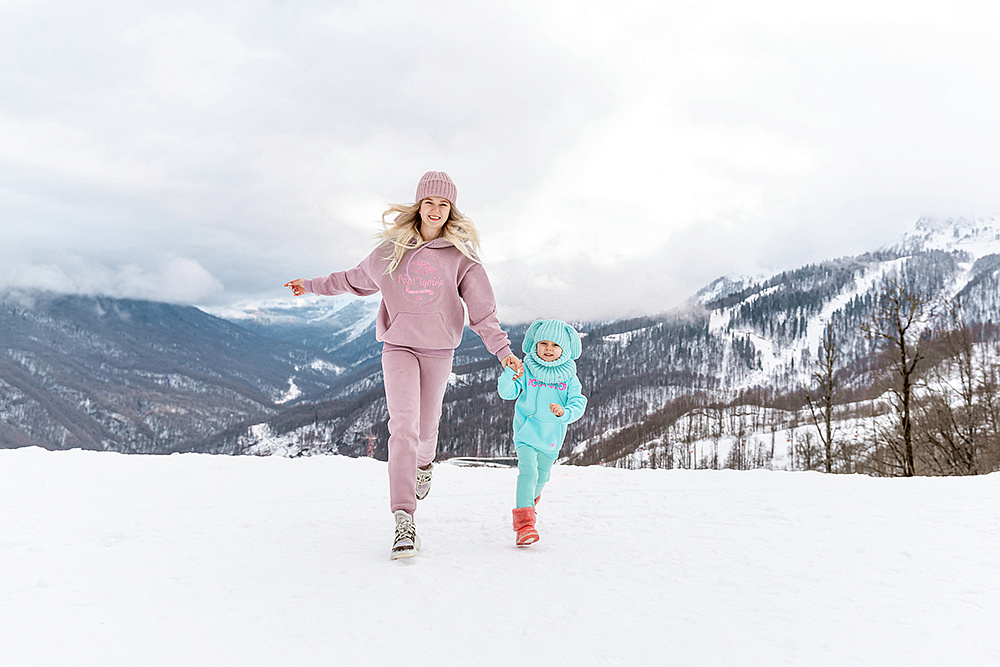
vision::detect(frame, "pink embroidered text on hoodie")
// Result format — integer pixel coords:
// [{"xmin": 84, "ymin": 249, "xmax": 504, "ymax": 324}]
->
[{"xmin": 304, "ymin": 239, "xmax": 513, "ymax": 360}]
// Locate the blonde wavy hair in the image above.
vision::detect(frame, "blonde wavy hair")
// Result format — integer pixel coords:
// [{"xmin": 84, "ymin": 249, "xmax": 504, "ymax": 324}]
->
[{"xmin": 377, "ymin": 200, "xmax": 482, "ymax": 274}]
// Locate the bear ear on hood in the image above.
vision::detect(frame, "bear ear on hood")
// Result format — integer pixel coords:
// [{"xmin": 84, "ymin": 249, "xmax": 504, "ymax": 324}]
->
[{"xmin": 563, "ymin": 322, "xmax": 582, "ymax": 360}]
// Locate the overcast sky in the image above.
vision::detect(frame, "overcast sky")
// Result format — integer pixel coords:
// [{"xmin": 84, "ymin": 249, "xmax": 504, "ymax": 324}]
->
[{"xmin": 2, "ymin": 0, "xmax": 1000, "ymax": 323}]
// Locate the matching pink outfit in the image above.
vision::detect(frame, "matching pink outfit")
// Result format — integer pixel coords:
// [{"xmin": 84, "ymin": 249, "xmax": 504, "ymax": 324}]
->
[{"xmin": 305, "ymin": 238, "xmax": 512, "ymax": 515}]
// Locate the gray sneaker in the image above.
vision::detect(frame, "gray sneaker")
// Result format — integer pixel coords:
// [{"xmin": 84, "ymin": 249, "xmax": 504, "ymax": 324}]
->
[
  {"xmin": 415, "ymin": 463, "xmax": 433, "ymax": 500},
  {"xmin": 391, "ymin": 510, "xmax": 420, "ymax": 560}
]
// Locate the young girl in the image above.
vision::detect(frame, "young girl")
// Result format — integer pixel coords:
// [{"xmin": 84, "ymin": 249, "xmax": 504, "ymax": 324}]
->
[
  {"xmin": 286, "ymin": 171, "xmax": 523, "ymax": 560},
  {"xmin": 497, "ymin": 319, "xmax": 587, "ymax": 546}
]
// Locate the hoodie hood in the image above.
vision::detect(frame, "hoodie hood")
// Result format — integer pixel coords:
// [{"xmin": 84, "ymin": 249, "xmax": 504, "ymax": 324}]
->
[{"xmin": 522, "ymin": 319, "xmax": 582, "ymax": 383}]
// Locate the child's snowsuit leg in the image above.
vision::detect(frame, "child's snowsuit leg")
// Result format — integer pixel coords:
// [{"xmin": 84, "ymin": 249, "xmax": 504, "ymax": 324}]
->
[
  {"xmin": 382, "ymin": 348, "xmax": 453, "ymax": 516},
  {"xmin": 515, "ymin": 445, "xmax": 553, "ymax": 509}
]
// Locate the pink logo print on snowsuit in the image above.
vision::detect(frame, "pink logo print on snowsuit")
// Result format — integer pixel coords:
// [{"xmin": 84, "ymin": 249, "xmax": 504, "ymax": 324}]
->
[
  {"xmin": 528, "ymin": 379, "xmax": 568, "ymax": 391},
  {"xmin": 398, "ymin": 246, "xmax": 445, "ymax": 305}
]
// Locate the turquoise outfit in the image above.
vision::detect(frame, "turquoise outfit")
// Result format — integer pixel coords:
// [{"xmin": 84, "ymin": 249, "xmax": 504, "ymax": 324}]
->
[{"xmin": 497, "ymin": 319, "xmax": 587, "ymax": 508}]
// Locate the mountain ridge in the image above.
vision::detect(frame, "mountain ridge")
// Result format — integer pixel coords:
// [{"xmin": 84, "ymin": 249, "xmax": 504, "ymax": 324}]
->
[
  {"xmin": 229, "ymin": 216, "xmax": 1000, "ymax": 470},
  {"xmin": 0, "ymin": 291, "xmax": 348, "ymax": 452},
  {"xmin": 5, "ymin": 216, "xmax": 1000, "ymax": 472}
]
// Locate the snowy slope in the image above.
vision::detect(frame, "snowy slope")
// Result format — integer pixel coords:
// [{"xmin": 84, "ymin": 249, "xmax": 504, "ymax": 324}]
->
[
  {"xmin": 893, "ymin": 216, "xmax": 1000, "ymax": 256},
  {"xmin": 703, "ymin": 217, "xmax": 1000, "ymax": 393},
  {"xmin": 707, "ymin": 257, "xmax": 902, "ymax": 389},
  {"xmin": 2, "ymin": 448, "xmax": 998, "ymax": 666}
]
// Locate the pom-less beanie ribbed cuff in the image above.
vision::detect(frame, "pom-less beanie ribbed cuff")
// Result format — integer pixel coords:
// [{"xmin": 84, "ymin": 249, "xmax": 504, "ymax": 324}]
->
[{"xmin": 415, "ymin": 171, "xmax": 457, "ymax": 205}]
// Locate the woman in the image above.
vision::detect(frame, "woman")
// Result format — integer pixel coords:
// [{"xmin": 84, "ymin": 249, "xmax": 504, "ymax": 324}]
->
[{"xmin": 286, "ymin": 171, "xmax": 522, "ymax": 559}]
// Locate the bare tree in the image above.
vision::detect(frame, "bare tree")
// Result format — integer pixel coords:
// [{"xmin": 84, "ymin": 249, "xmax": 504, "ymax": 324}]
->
[
  {"xmin": 805, "ymin": 320, "xmax": 838, "ymax": 472},
  {"xmin": 863, "ymin": 277, "xmax": 932, "ymax": 477},
  {"xmin": 682, "ymin": 410, "xmax": 698, "ymax": 469},
  {"xmin": 916, "ymin": 301, "xmax": 981, "ymax": 474},
  {"xmin": 796, "ymin": 430, "xmax": 820, "ymax": 470},
  {"xmin": 978, "ymin": 344, "xmax": 1000, "ymax": 471},
  {"xmin": 786, "ymin": 409, "xmax": 800, "ymax": 470}
]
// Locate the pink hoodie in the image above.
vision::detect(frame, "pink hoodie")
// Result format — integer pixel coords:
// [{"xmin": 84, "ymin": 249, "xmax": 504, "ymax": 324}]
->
[{"xmin": 305, "ymin": 239, "xmax": 513, "ymax": 361}]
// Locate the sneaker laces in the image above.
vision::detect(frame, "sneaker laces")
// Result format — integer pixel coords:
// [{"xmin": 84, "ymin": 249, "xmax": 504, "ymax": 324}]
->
[
  {"xmin": 415, "ymin": 464, "xmax": 433, "ymax": 499},
  {"xmin": 394, "ymin": 510, "xmax": 416, "ymax": 544}
]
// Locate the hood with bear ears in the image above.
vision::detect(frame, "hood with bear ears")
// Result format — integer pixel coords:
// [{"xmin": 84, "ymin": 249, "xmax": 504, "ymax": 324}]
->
[{"xmin": 521, "ymin": 319, "xmax": 582, "ymax": 383}]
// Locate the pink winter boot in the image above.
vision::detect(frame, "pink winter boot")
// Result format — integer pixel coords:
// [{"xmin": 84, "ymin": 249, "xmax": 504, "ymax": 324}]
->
[{"xmin": 512, "ymin": 507, "xmax": 539, "ymax": 546}]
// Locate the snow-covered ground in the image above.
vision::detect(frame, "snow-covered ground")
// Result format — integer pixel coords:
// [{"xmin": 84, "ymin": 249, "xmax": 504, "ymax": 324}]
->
[{"xmin": 2, "ymin": 448, "xmax": 998, "ymax": 666}]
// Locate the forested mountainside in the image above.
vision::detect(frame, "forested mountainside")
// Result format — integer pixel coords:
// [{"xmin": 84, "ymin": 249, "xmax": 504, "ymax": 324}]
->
[
  {"xmin": 0, "ymin": 292, "xmax": 346, "ymax": 452},
  {"xmin": 5, "ymin": 217, "xmax": 1000, "ymax": 474},
  {"xmin": 230, "ymin": 217, "xmax": 1000, "ymax": 476}
]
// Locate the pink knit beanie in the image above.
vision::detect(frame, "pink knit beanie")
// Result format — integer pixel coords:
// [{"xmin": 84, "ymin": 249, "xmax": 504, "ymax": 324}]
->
[{"xmin": 415, "ymin": 171, "xmax": 457, "ymax": 205}]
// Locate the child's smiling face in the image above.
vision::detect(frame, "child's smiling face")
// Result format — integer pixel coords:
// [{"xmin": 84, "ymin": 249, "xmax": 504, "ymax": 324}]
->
[{"xmin": 535, "ymin": 340, "xmax": 562, "ymax": 362}]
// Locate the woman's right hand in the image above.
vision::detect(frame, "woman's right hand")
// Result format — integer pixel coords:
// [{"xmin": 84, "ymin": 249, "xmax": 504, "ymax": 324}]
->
[{"xmin": 284, "ymin": 279, "xmax": 307, "ymax": 296}]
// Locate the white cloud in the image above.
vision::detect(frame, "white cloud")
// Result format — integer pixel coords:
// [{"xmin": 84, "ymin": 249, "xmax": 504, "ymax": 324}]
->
[
  {"xmin": 0, "ymin": 255, "xmax": 223, "ymax": 305},
  {"xmin": 117, "ymin": 257, "xmax": 225, "ymax": 304},
  {"xmin": 2, "ymin": 0, "xmax": 1000, "ymax": 320}
]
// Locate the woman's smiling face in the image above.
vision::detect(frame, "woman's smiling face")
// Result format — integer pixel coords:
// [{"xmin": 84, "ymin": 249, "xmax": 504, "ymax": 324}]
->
[{"xmin": 418, "ymin": 196, "xmax": 451, "ymax": 240}]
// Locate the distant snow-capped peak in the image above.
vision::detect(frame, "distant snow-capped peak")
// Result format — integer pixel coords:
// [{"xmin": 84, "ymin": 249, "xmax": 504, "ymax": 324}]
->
[
  {"xmin": 209, "ymin": 293, "xmax": 379, "ymax": 325},
  {"xmin": 694, "ymin": 273, "xmax": 768, "ymax": 305},
  {"xmin": 892, "ymin": 216, "xmax": 1000, "ymax": 259}
]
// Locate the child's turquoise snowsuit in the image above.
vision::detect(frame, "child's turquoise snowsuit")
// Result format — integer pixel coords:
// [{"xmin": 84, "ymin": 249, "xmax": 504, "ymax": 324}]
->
[
  {"xmin": 497, "ymin": 368, "xmax": 587, "ymax": 458},
  {"xmin": 497, "ymin": 319, "xmax": 587, "ymax": 508}
]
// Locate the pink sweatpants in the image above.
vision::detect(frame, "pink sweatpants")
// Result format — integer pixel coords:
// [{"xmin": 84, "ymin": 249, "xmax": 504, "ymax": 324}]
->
[{"xmin": 381, "ymin": 348, "xmax": 454, "ymax": 516}]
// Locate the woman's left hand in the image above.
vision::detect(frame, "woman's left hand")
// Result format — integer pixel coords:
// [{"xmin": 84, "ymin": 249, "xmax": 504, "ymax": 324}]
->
[
  {"xmin": 501, "ymin": 353, "xmax": 524, "ymax": 379},
  {"xmin": 284, "ymin": 279, "xmax": 307, "ymax": 296}
]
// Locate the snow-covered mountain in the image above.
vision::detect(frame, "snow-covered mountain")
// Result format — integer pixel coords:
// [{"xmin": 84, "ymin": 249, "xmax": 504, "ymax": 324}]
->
[
  {"xmin": 693, "ymin": 272, "xmax": 769, "ymax": 304},
  {"xmin": 568, "ymin": 217, "xmax": 1000, "ymax": 469},
  {"xmin": 5, "ymin": 217, "xmax": 1000, "ymax": 471},
  {"xmin": 209, "ymin": 294, "xmax": 382, "ymax": 366},
  {"xmin": 687, "ymin": 216, "xmax": 1000, "ymax": 392},
  {"xmin": 229, "ymin": 216, "xmax": 1000, "ymax": 470},
  {"xmin": 891, "ymin": 215, "xmax": 1000, "ymax": 256},
  {"xmin": 0, "ymin": 291, "xmax": 348, "ymax": 452}
]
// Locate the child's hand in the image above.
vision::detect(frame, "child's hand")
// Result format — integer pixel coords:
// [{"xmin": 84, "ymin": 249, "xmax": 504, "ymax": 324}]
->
[
  {"xmin": 550, "ymin": 403, "xmax": 564, "ymax": 417},
  {"xmin": 284, "ymin": 279, "xmax": 307, "ymax": 296},
  {"xmin": 501, "ymin": 354, "xmax": 524, "ymax": 379}
]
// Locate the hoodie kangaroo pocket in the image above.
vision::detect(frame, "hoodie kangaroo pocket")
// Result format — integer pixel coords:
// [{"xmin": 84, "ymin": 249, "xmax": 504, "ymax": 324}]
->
[{"xmin": 383, "ymin": 312, "xmax": 455, "ymax": 348}]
